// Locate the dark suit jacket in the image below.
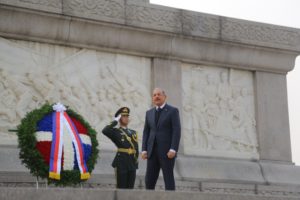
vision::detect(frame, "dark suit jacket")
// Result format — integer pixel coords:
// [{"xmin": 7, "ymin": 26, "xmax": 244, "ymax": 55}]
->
[{"xmin": 142, "ymin": 104, "xmax": 181, "ymax": 158}]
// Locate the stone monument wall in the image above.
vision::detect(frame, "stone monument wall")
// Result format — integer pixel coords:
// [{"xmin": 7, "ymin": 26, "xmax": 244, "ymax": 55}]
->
[
  {"xmin": 0, "ymin": 37, "xmax": 258, "ymax": 160},
  {"xmin": 1, "ymin": 0, "xmax": 300, "ymax": 195}
]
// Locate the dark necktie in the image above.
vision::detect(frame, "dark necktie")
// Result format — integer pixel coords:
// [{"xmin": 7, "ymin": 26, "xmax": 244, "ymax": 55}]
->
[{"xmin": 155, "ymin": 108, "xmax": 163, "ymax": 125}]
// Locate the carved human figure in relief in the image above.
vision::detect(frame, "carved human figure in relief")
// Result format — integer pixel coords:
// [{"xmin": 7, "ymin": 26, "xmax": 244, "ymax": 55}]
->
[
  {"xmin": 202, "ymin": 73, "xmax": 219, "ymax": 134},
  {"xmin": 203, "ymin": 73, "xmax": 218, "ymax": 105},
  {"xmin": 16, "ymin": 91, "xmax": 40, "ymax": 118},
  {"xmin": 230, "ymin": 88, "xmax": 257, "ymax": 151},
  {"xmin": 214, "ymin": 71, "xmax": 234, "ymax": 141},
  {"xmin": 217, "ymin": 71, "xmax": 232, "ymax": 108},
  {"xmin": 26, "ymin": 72, "xmax": 51, "ymax": 98},
  {"xmin": 45, "ymin": 72, "xmax": 62, "ymax": 102},
  {"xmin": 0, "ymin": 70, "xmax": 24, "ymax": 98},
  {"xmin": 125, "ymin": 76, "xmax": 150, "ymax": 129},
  {"xmin": 1, "ymin": 70, "xmax": 35, "ymax": 119},
  {"xmin": 184, "ymin": 80, "xmax": 212, "ymax": 150},
  {"xmin": 0, "ymin": 89, "xmax": 17, "ymax": 124}
]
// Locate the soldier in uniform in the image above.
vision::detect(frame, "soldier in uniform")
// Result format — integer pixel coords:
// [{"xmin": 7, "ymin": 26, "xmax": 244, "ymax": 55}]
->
[{"xmin": 102, "ymin": 107, "xmax": 139, "ymax": 189}]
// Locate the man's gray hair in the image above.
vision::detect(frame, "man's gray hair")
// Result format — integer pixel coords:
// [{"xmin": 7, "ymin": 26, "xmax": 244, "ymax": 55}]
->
[{"xmin": 153, "ymin": 87, "xmax": 166, "ymax": 96}]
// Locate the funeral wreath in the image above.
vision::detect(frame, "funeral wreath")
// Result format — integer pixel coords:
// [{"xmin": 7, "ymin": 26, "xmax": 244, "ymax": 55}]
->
[{"xmin": 17, "ymin": 102, "xmax": 99, "ymax": 186}]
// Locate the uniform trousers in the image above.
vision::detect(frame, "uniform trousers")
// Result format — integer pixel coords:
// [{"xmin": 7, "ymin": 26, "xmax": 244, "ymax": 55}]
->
[{"xmin": 115, "ymin": 167, "xmax": 136, "ymax": 189}]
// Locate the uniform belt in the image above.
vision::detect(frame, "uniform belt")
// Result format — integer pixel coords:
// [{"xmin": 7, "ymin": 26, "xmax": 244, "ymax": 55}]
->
[{"xmin": 117, "ymin": 148, "xmax": 136, "ymax": 155}]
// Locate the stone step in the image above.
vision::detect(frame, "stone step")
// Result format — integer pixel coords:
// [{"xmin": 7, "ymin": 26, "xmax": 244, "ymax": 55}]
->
[
  {"xmin": 1, "ymin": 146, "xmax": 300, "ymax": 197},
  {"xmin": 5, "ymin": 145, "xmax": 300, "ymax": 186},
  {"xmin": 0, "ymin": 171, "xmax": 199, "ymax": 191},
  {"xmin": 1, "ymin": 171, "xmax": 300, "ymax": 198},
  {"xmin": 1, "ymin": 187, "xmax": 300, "ymax": 200}
]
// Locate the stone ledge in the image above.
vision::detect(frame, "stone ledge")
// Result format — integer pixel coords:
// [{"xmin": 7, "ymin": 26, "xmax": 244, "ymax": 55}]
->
[
  {"xmin": 2, "ymin": 145, "xmax": 300, "ymax": 196},
  {"xmin": 0, "ymin": 146, "xmax": 266, "ymax": 185},
  {"xmin": 257, "ymin": 185, "xmax": 300, "ymax": 197},
  {"xmin": 201, "ymin": 182, "xmax": 256, "ymax": 195},
  {"xmin": 260, "ymin": 161, "xmax": 300, "ymax": 185},
  {"xmin": 2, "ymin": 146, "xmax": 300, "ymax": 187},
  {"xmin": 1, "ymin": 187, "xmax": 300, "ymax": 200},
  {"xmin": 0, "ymin": 0, "xmax": 300, "ymax": 52},
  {"xmin": 2, "ymin": 172, "xmax": 300, "ymax": 197},
  {"xmin": 0, "ymin": 0, "xmax": 62, "ymax": 13},
  {"xmin": 0, "ymin": 6, "xmax": 298, "ymax": 73},
  {"xmin": 176, "ymin": 156, "xmax": 265, "ymax": 184}
]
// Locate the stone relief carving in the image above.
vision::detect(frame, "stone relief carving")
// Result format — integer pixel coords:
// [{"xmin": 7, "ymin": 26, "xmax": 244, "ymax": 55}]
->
[
  {"xmin": 182, "ymin": 64, "xmax": 258, "ymax": 159},
  {"xmin": 0, "ymin": 37, "xmax": 151, "ymax": 148},
  {"xmin": 126, "ymin": 3, "xmax": 181, "ymax": 32},
  {"xmin": 19, "ymin": 0, "xmax": 61, "ymax": 8},
  {"xmin": 63, "ymin": 0, "xmax": 124, "ymax": 20},
  {"xmin": 182, "ymin": 12, "xmax": 220, "ymax": 38},
  {"xmin": 222, "ymin": 19, "xmax": 300, "ymax": 47}
]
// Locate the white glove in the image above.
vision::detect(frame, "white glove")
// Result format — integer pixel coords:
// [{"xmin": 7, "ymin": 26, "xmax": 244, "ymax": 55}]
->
[{"xmin": 114, "ymin": 114, "xmax": 121, "ymax": 122}]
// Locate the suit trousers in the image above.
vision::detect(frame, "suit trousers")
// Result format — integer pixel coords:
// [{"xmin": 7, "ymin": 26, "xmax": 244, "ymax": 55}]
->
[{"xmin": 145, "ymin": 143, "xmax": 175, "ymax": 190}]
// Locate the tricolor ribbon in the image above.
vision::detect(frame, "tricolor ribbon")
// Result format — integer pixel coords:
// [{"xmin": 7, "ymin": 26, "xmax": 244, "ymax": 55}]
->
[{"xmin": 49, "ymin": 103, "xmax": 90, "ymax": 180}]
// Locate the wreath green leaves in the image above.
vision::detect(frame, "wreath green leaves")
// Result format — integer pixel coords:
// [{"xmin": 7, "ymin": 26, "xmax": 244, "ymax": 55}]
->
[{"xmin": 17, "ymin": 103, "xmax": 99, "ymax": 186}]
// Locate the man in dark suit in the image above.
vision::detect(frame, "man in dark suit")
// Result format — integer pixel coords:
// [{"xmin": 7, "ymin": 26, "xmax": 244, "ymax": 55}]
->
[
  {"xmin": 142, "ymin": 88, "xmax": 181, "ymax": 190},
  {"xmin": 102, "ymin": 107, "xmax": 139, "ymax": 189}
]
